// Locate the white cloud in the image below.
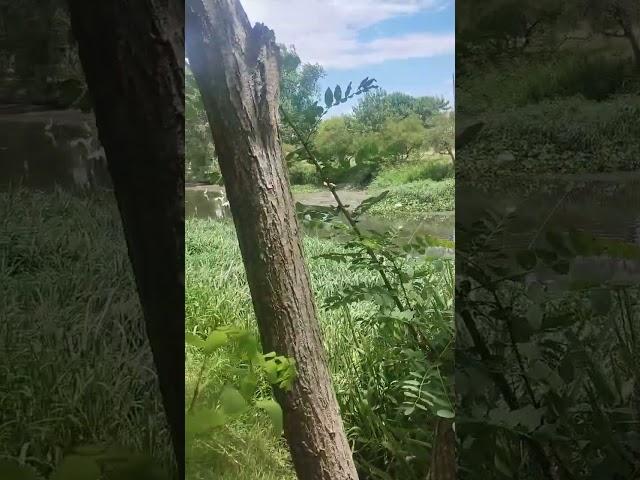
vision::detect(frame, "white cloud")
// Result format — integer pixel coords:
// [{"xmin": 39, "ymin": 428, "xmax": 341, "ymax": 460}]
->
[{"xmin": 241, "ymin": 0, "xmax": 453, "ymax": 69}]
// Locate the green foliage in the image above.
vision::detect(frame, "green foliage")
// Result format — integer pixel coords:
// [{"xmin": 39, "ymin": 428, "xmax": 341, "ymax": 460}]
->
[
  {"xmin": 458, "ymin": 53, "xmax": 630, "ymax": 115},
  {"xmin": 315, "ymin": 116, "xmax": 355, "ymax": 168},
  {"xmin": 424, "ymin": 113, "xmax": 455, "ymax": 160},
  {"xmin": 287, "ymin": 160, "xmax": 321, "ymax": 185},
  {"xmin": 456, "ymin": 210, "xmax": 640, "ymax": 479},
  {"xmin": 366, "ymin": 179, "xmax": 455, "ymax": 217},
  {"xmin": 305, "ymin": 213, "xmax": 454, "ymax": 479},
  {"xmin": 457, "ymin": 95, "xmax": 640, "ymax": 185},
  {"xmin": 351, "ymin": 89, "xmax": 449, "ymax": 133},
  {"xmin": 280, "ymin": 78, "xmax": 456, "ymax": 479},
  {"xmin": 378, "ymin": 114, "xmax": 427, "ymax": 163},
  {"xmin": 279, "ymin": 44, "xmax": 326, "ymax": 143},
  {"xmin": 186, "ymin": 326, "xmax": 294, "ymax": 441},
  {"xmin": 186, "ymin": 218, "xmax": 455, "ymax": 480},
  {"xmin": 370, "ymin": 155, "xmax": 454, "ymax": 188},
  {"xmin": 185, "ymin": 65, "xmax": 218, "ymax": 183}
]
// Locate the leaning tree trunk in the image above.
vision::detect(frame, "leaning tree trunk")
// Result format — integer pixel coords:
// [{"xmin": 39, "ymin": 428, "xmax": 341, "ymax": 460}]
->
[
  {"xmin": 186, "ymin": 1, "xmax": 358, "ymax": 479},
  {"xmin": 429, "ymin": 419, "xmax": 456, "ymax": 480},
  {"xmin": 66, "ymin": 1, "xmax": 185, "ymax": 475}
]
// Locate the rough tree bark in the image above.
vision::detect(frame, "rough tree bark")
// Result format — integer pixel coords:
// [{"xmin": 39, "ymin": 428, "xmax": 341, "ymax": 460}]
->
[
  {"xmin": 429, "ymin": 419, "xmax": 456, "ymax": 480},
  {"xmin": 65, "ymin": 1, "xmax": 185, "ymax": 474},
  {"xmin": 185, "ymin": 1, "xmax": 358, "ymax": 479}
]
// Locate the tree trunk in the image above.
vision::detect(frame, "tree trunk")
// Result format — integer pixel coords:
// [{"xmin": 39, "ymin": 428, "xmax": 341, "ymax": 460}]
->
[
  {"xmin": 625, "ymin": 30, "xmax": 640, "ymax": 70},
  {"xmin": 445, "ymin": 146, "xmax": 455, "ymax": 164},
  {"xmin": 185, "ymin": 1, "xmax": 358, "ymax": 479},
  {"xmin": 429, "ymin": 419, "xmax": 456, "ymax": 480},
  {"xmin": 66, "ymin": 1, "xmax": 185, "ymax": 475},
  {"xmin": 616, "ymin": 10, "xmax": 640, "ymax": 70}
]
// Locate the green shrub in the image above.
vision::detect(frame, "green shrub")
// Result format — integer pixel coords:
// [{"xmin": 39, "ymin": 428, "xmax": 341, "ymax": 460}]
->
[
  {"xmin": 457, "ymin": 95, "xmax": 640, "ymax": 184},
  {"xmin": 287, "ymin": 161, "xmax": 321, "ymax": 185},
  {"xmin": 368, "ymin": 179, "xmax": 455, "ymax": 216},
  {"xmin": 458, "ymin": 54, "xmax": 629, "ymax": 113},
  {"xmin": 370, "ymin": 155, "xmax": 453, "ymax": 188}
]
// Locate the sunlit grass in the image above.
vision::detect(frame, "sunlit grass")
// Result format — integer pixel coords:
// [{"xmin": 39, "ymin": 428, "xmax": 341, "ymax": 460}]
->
[{"xmin": 185, "ymin": 219, "xmax": 454, "ymax": 479}]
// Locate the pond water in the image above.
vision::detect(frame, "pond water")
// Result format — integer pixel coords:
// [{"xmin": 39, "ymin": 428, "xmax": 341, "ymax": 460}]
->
[
  {"xmin": 0, "ymin": 106, "xmax": 111, "ymax": 191},
  {"xmin": 458, "ymin": 173, "xmax": 640, "ymax": 281},
  {"xmin": 185, "ymin": 185, "xmax": 455, "ymax": 256}
]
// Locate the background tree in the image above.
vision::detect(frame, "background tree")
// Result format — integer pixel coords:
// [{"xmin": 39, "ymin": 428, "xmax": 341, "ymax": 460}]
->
[
  {"xmin": 279, "ymin": 44, "xmax": 326, "ymax": 143},
  {"xmin": 184, "ymin": 42, "xmax": 324, "ymax": 183},
  {"xmin": 582, "ymin": 0, "xmax": 640, "ymax": 69},
  {"xmin": 185, "ymin": 0, "xmax": 359, "ymax": 479},
  {"xmin": 186, "ymin": 64, "xmax": 217, "ymax": 183},
  {"xmin": 425, "ymin": 112, "xmax": 455, "ymax": 162},
  {"xmin": 315, "ymin": 116, "xmax": 356, "ymax": 170},
  {"xmin": 378, "ymin": 114, "xmax": 426, "ymax": 164},
  {"xmin": 351, "ymin": 89, "xmax": 448, "ymax": 133}
]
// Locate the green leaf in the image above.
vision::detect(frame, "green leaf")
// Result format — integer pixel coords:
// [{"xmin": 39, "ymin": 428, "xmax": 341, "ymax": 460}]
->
[
  {"xmin": 239, "ymin": 372, "xmax": 259, "ymax": 400},
  {"xmin": 203, "ymin": 330, "xmax": 228, "ymax": 354},
  {"xmin": 0, "ymin": 460, "xmax": 40, "ymax": 480},
  {"xmin": 324, "ymin": 87, "xmax": 334, "ymax": 109},
  {"xmin": 436, "ymin": 409, "xmax": 455, "ymax": 419},
  {"xmin": 333, "ymin": 85, "xmax": 342, "ymax": 103},
  {"xmin": 344, "ymin": 81, "xmax": 352, "ymax": 99},
  {"xmin": 185, "ymin": 332, "xmax": 205, "ymax": 349},
  {"xmin": 237, "ymin": 333, "xmax": 260, "ymax": 359},
  {"xmin": 219, "ymin": 386, "xmax": 248, "ymax": 415},
  {"xmin": 353, "ymin": 191, "xmax": 389, "ymax": 218},
  {"xmin": 186, "ymin": 407, "xmax": 226, "ymax": 436},
  {"xmin": 50, "ymin": 455, "xmax": 101, "ymax": 480},
  {"xmin": 494, "ymin": 451, "xmax": 514, "ymax": 478},
  {"xmin": 262, "ymin": 358, "xmax": 279, "ymax": 383},
  {"xmin": 256, "ymin": 399, "xmax": 284, "ymax": 434}
]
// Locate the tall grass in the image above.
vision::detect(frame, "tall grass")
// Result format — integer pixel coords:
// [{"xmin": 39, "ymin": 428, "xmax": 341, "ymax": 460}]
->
[
  {"xmin": 186, "ymin": 219, "xmax": 454, "ymax": 479},
  {"xmin": 0, "ymin": 188, "xmax": 172, "ymax": 477},
  {"xmin": 369, "ymin": 155, "xmax": 453, "ymax": 189},
  {"xmin": 367, "ymin": 179, "xmax": 455, "ymax": 217}
]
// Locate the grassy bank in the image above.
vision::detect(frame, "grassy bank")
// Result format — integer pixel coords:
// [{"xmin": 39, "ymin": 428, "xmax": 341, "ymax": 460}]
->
[
  {"xmin": 289, "ymin": 154, "xmax": 455, "ymax": 218},
  {"xmin": 186, "ymin": 219, "xmax": 454, "ymax": 479},
  {"xmin": 0, "ymin": 189, "xmax": 172, "ymax": 477}
]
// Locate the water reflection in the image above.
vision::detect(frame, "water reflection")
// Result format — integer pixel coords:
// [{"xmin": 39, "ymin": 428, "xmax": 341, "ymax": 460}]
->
[{"xmin": 0, "ymin": 107, "xmax": 111, "ymax": 191}]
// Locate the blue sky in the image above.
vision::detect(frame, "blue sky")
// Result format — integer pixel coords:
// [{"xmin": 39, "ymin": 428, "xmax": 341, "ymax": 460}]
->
[{"xmin": 243, "ymin": 0, "xmax": 454, "ymax": 116}]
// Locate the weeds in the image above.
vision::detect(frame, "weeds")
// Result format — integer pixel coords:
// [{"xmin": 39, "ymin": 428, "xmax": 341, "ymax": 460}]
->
[{"xmin": 0, "ymin": 188, "xmax": 172, "ymax": 478}]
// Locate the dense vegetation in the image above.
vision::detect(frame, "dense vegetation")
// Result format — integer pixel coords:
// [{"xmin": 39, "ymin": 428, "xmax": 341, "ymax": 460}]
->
[
  {"xmin": 0, "ymin": 189, "xmax": 173, "ymax": 478},
  {"xmin": 457, "ymin": 0, "xmax": 640, "ymax": 190},
  {"xmin": 186, "ymin": 219, "xmax": 454, "ymax": 480},
  {"xmin": 456, "ymin": 1, "xmax": 640, "ymax": 478},
  {"xmin": 185, "ymin": 37, "xmax": 456, "ymax": 478},
  {"xmin": 185, "ymin": 46, "xmax": 454, "ymax": 219}
]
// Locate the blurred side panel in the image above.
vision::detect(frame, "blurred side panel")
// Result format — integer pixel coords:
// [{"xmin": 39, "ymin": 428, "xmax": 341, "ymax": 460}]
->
[
  {"xmin": 0, "ymin": 1, "xmax": 184, "ymax": 478},
  {"xmin": 456, "ymin": 1, "xmax": 640, "ymax": 478}
]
